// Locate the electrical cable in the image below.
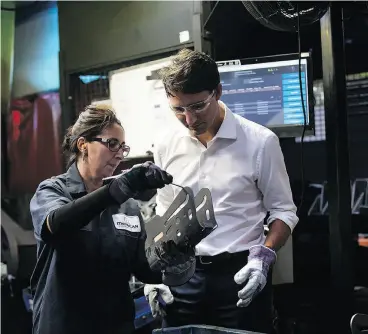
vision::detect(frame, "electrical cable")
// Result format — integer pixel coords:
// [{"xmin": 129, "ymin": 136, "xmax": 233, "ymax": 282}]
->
[
  {"xmin": 172, "ymin": 183, "xmax": 187, "ymax": 193},
  {"xmin": 296, "ymin": 4, "xmax": 307, "ymax": 214}
]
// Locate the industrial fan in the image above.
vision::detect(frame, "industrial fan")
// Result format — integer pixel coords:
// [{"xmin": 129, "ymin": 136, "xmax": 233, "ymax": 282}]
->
[{"xmin": 241, "ymin": 1, "xmax": 330, "ymax": 32}]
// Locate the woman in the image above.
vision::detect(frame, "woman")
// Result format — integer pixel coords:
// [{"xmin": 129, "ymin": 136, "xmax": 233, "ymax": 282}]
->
[{"xmin": 30, "ymin": 105, "xmax": 173, "ymax": 334}]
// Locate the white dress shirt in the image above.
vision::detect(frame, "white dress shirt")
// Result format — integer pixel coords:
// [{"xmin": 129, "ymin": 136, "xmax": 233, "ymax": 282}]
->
[{"xmin": 154, "ymin": 102, "xmax": 298, "ymax": 256}]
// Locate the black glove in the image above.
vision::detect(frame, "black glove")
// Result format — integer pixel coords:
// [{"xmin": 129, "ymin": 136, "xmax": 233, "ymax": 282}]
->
[
  {"xmin": 109, "ymin": 162, "xmax": 173, "ymax": 204},
  {"xmin": 146, "ymin": 240, "xmax": 196, "ymax": 286},
  {"xmin": 147, "ymin": 240, "xmax": 193, "ymax": 271}
]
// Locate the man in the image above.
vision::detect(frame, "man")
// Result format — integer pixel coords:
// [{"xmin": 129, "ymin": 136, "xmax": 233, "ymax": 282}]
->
[{"xmin": 144, "ymin": 49, "xmax": 298, "ymax": 333}]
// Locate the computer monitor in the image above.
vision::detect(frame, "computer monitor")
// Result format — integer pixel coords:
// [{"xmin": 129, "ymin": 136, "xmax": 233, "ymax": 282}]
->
[{"xmin": 217, "ymin": 52, "xmax": 314, "ymax": 137}]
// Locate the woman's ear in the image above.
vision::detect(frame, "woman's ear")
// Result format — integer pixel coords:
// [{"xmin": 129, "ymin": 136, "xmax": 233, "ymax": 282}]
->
[{"xmin": 77, "ymin": 137, "xmax": 87, "ymax": 153}]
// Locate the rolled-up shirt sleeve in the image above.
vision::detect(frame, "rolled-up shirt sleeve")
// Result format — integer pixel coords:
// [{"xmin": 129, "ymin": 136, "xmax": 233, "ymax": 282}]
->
[
  {"xmin": 30, "ymin": 180, "xmax": 71, "ymax": 242},
  {"xmin": 257, "ymin": 134, "xmax": 299, "ymax": 232}
]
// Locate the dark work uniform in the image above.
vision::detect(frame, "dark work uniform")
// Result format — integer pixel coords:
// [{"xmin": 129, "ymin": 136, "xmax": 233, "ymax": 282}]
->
[{"xmin": 29, "ymin": 163, "xmax": 161, "ymax": 334}]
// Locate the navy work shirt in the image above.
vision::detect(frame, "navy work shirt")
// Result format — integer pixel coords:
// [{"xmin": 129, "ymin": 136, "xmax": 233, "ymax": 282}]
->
[{"xmin": 29, "ymin": 163, "xmax": 161, "ymax": 334}]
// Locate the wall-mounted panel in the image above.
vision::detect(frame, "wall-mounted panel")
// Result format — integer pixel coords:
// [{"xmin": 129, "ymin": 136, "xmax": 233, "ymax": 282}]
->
[
  {"xmin": 58, "ymin": 1, "xmax": 195, "ymax": 72},
  {"xmin": 12, "ymin": 2, "xmax": 60, "ymax": 98}
]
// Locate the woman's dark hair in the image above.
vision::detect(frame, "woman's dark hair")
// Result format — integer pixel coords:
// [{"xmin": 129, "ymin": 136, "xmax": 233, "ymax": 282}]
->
[
  {"xmin": 62, "ymin": 104, "xmax": 122, "ymax": 168},
  {"xmin": 159, "ymin": 48, "xmax": 220, "ymax": 96}
]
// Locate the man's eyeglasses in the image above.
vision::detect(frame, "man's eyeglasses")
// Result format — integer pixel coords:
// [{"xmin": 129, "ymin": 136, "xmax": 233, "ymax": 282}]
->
[
  {"xmin": 169, "ymin": 91, "xmax": 215, "ymax": 115},
  {"xmin": 88, "ymin": 137, "xmax": 130, "ymax": 157}
]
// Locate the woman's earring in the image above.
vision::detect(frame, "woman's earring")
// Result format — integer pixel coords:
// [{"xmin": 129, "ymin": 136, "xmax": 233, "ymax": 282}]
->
[{"xmin": 82, "ymin": 149, "xmax": 88, "ymax": 161}]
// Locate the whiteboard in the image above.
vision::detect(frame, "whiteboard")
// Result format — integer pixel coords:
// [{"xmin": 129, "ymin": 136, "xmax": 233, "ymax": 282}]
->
[{"xmin": 110, "ymin": 57, "xmax": 178, "ymax": 158}]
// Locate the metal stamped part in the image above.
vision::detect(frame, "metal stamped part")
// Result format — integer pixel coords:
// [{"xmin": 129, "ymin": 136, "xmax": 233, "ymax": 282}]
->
[{"xmin": 145, "ymin": 186, "xmax": 217, "ymax": 251}]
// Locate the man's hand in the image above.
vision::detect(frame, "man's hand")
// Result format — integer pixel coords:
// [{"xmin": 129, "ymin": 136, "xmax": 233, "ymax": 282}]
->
[
  {"xmin": 144, "ymin": 284, "xmax": 174, "ymax": 318},
  {"xmin": 234, "ymin": 245, "xmax": 276, "ymax": 307}
]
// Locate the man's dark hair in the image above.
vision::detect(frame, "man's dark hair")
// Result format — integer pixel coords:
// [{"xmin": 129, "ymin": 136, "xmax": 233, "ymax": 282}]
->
[
  {"xmin": 62, "ymin": 104, "xmax": 122, "ymax": 168},
  {"xmin": 159, "ymin": 49, "xmax": 220, "ymax": 96}
]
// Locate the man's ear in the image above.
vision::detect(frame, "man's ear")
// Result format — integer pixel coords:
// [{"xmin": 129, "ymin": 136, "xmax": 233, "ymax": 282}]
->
[
  {"xmin": 215, "ymin": 84, "xmax": 222, "ymax": 101},
  {"xmin": 77, "ymin": 137, "xmax": 87, "ymax": 153}
]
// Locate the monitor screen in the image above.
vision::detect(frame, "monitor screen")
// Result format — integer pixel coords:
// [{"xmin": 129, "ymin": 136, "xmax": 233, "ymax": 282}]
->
[{"xmin": 217, "ymin": 54, "xmax": 314, "ymax": 137}]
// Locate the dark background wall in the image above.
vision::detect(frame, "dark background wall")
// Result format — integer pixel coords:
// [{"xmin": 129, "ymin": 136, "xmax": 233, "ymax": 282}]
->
[
  {"xmin": 280, "ymin": 98, "xmax": 368, "ymax": 184},
  {"xmin": 58, "ymin": 1, "xmax": 196, "ymax": 72}
]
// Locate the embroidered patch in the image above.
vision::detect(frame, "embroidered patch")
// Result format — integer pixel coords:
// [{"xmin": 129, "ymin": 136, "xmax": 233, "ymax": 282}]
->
[{"xmin": 112, "ymin": 214, "xmax": 141, "ymax": 232}]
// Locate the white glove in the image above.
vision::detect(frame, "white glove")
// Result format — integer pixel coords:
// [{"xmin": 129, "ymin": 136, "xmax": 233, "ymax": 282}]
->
[
  {"xmin": 144, "ymin": 284, "xmax": 174, "ymax": 318},
  {"xmin": 234, "ymin": 245, "xmax": 276, "ymax": 307}
]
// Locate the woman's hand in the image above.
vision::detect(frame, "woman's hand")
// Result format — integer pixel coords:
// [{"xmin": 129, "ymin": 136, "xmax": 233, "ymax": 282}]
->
[{"xmin": 109, "ymin": 162, "xmax": 173, "ymax": 203}]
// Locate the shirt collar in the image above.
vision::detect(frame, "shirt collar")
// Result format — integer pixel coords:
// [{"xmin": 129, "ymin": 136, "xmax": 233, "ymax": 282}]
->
[
  {"xmin": 65, "ymin": 163, "xmax": 87, "ymax": 195},
  {"xmin": 214, "ymin": 101, "xmax": 237, "ymax": 140},
  {"xmin": 178, "ymin": 101, "xmax": 237, "ymax": 140}
]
